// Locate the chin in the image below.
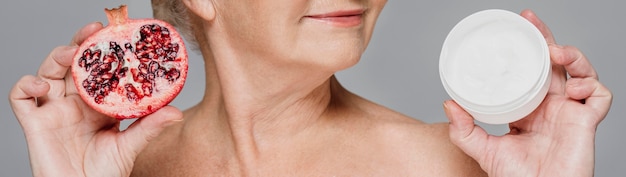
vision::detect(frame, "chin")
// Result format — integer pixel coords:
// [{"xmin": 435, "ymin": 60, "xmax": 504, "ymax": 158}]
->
[
  {"xmin": 328, "ymin": 41, "xmax": 366, "ymax": 72},
  {"xmin": 293, "ymin": 37, "xmax": 366, "ymax": 73},
  {"xmin": 334, "ymin": 50, "xmax": 364, "ymax": 71},
  {"xmin": 310, "ymin": 48, "xmax": 364, "ymax": 73}
]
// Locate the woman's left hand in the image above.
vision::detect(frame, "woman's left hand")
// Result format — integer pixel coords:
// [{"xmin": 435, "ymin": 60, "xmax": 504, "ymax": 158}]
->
[{"xmin": 444, "ymin": 10, "xmax": 612, "ymax": 177}]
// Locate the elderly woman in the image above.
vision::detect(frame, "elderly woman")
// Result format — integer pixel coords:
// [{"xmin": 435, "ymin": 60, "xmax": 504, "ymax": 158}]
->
[{"xmin": 9, "ymin": 0, "xmax": 612, "ymax": 176}]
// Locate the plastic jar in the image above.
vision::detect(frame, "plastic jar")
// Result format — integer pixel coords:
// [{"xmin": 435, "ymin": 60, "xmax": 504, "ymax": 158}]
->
[{"xmin": 439, "ymin": 9, "xmax": 551, "ymax": 124}]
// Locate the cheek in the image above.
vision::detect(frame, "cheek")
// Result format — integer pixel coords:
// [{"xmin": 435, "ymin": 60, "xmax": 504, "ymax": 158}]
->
[
  {"xmin": 362, "ymin": 0, "xmax": 387, "ymax": 48},
  {"xmin": 217, "ymin": 1, "xmax": 305, "ymax": 56}
]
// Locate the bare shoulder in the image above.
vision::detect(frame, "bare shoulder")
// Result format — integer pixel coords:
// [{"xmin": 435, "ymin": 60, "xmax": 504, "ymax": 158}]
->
[
  {"xmin": 394, "ymin": 122, "xmax": 486, "ymax": 176},
  {"xmin": 357, "ymin": 100, "xmax": 487, "ymax": 176}
]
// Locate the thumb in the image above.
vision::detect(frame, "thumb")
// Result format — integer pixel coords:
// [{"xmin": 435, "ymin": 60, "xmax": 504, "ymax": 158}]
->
[
  {"xmin": 119, "ymin": 106, "xmax": 183, "ymax": 156},
  {"xmin": 444, "ymin": 100, "xmax": 491, "ymax": 164}
]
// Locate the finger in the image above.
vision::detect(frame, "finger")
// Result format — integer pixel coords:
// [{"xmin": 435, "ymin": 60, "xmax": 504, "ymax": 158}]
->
[
  {"xmin": 550, "ymin": 45, "xmax": 598, "ymax": 80},
  {"xmin": 37, "ymin": 46, "xmax": 77, "ymax": 80},
  {"xmin": 547, "ymin": 63, "xmax": 568, "ymax": 96},
  {"xmin": 37, "ymin": 22, "xmax": 103, "ymax": 80},
  {"xmin": 520, "ymin": 9, "xmax": 556, "ymax": 44},
  {"xmin": 70, "ymin": 22, "xmax": 104, "ymax": 46},
  {"xmin": 9, "ymin": 76, "xmax": 50, "ymax": 115},
  {"xmin": 118, "ymin": 106, "xmax": 183, "ymax": 156},
  {"xmin": 521, "ymin": 10, "xmax": 569, "ymax": 95},
  {"xmin": 444, "ymin": 100, "xmax": 491, "ymax": 163},
  {"xmin": 566, "ymin": 78, "xmax": 613, "ymax": 119}
]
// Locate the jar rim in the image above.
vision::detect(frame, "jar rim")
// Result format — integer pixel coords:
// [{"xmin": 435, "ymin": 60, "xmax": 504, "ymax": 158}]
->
[{"xmin": 439, "ymin": 9, "xmax": 551, "ymax": 124}]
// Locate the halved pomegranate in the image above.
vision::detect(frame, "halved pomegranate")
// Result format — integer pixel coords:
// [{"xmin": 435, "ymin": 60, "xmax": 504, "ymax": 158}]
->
[{"xmin": 71, "ymin": 5, "xmax": 188, "ymax": 119}]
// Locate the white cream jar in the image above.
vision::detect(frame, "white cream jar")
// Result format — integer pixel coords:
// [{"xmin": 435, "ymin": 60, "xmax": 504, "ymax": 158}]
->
[{"xmin": 439, "ymin": 9, "xmax": 551, "ymax": 124}]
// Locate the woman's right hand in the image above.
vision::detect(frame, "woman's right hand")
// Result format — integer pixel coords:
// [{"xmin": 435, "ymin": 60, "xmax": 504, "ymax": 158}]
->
[{"xmin": 9, "ymin": 22, "xmax": 183, "ymax": 177}]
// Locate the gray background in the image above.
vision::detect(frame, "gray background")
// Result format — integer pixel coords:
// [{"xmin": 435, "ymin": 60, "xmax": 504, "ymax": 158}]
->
[{"xmin": 1, "ymin": 0, "xmax": 624, "ymax": 176}]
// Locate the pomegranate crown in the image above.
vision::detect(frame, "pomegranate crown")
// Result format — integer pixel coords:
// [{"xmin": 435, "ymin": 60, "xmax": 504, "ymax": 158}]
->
[{"xmin": 105, "ymin": 5, "xmax": 129, "ymax": 25}]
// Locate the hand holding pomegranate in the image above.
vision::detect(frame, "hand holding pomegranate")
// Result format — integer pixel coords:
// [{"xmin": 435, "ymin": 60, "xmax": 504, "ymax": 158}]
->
[{"xmin": 9, "ymin": 22, "xmax": 183, "ymax": 177}]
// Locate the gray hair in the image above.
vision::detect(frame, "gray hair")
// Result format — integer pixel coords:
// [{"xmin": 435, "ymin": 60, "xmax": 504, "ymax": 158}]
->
[{"xmin": 151, "ymin": 0, "xmax": 199, "ymax": 51}]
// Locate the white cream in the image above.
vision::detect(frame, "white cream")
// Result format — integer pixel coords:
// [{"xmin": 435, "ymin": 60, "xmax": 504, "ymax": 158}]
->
[
  {"xmin": 447, "ymin": 22, "xmax": 543, "ymax": 106},
  {"xmin": 439, "ymin": 9, "xmax": 551, "ymax": 124}
]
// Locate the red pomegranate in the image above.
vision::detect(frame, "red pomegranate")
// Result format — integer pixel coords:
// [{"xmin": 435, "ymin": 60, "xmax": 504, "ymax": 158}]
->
[{"xmin": 71, "ymin": 5, "xmax": 188, "ymax": 119}]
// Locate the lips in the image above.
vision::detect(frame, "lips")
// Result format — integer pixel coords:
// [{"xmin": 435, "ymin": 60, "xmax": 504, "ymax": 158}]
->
[{"xmin": 304, "ymin": 9, "xmax": 365, "ymax": 27}]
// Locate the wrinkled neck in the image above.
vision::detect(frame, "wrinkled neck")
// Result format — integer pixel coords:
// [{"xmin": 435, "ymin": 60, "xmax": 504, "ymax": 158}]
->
[
  {"xmin": 184, "ymin": 22, "xmax": 344, "ymax": 174},
  {"xmin": 196, "ymin": 27, "xmax": 335, "ymax": 136}
]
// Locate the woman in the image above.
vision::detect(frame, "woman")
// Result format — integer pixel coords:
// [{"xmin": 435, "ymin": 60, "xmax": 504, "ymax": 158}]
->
[{"xmin": 9, "ymin": 0, "xmax": 612, "ymax": 176}]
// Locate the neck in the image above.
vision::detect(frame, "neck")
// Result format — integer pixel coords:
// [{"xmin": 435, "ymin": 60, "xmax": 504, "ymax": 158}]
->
[{"xmin": 186, "ymin": 26, "xmax": 343, "ymax": 172}]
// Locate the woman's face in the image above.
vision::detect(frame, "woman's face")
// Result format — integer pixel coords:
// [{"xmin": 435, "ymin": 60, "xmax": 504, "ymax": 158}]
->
[{"xmin": 212, "ymin": 0, "xmax": 387, "ymax": 71}]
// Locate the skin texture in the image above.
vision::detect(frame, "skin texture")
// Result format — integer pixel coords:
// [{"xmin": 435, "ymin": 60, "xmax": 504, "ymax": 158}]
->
[{"xmin": 8, "ymin": 0, "xmax": 611, "ymax": 176}]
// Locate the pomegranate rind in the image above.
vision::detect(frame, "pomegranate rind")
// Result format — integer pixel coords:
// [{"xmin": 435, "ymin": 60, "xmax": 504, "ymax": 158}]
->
[{"xmin": 71, "ymin": 10, "xmax": 188, "ymax": 119}]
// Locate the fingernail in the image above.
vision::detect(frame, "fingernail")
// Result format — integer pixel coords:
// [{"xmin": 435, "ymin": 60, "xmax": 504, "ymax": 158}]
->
[
  {"xmin": 443, "ymin": 101, "xmax": 451, "ymax": 112},
  {"xmin": 164, "ymin": 118, "xmax": 183, "ymax": 127},
  {"xmin": 443, "ymin": 101, "xmax": 453, "ymax": 122},
  {"xmin": 92, "ymin": 21, "xmax": 104, "ymax": 28},
  {"xmin": 34, "ymin": 78, "xmax": 47, "ymax": 85},
  {"xmin": 548, "ymin": 44, "xmax": 562, "ymax": 50}
]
